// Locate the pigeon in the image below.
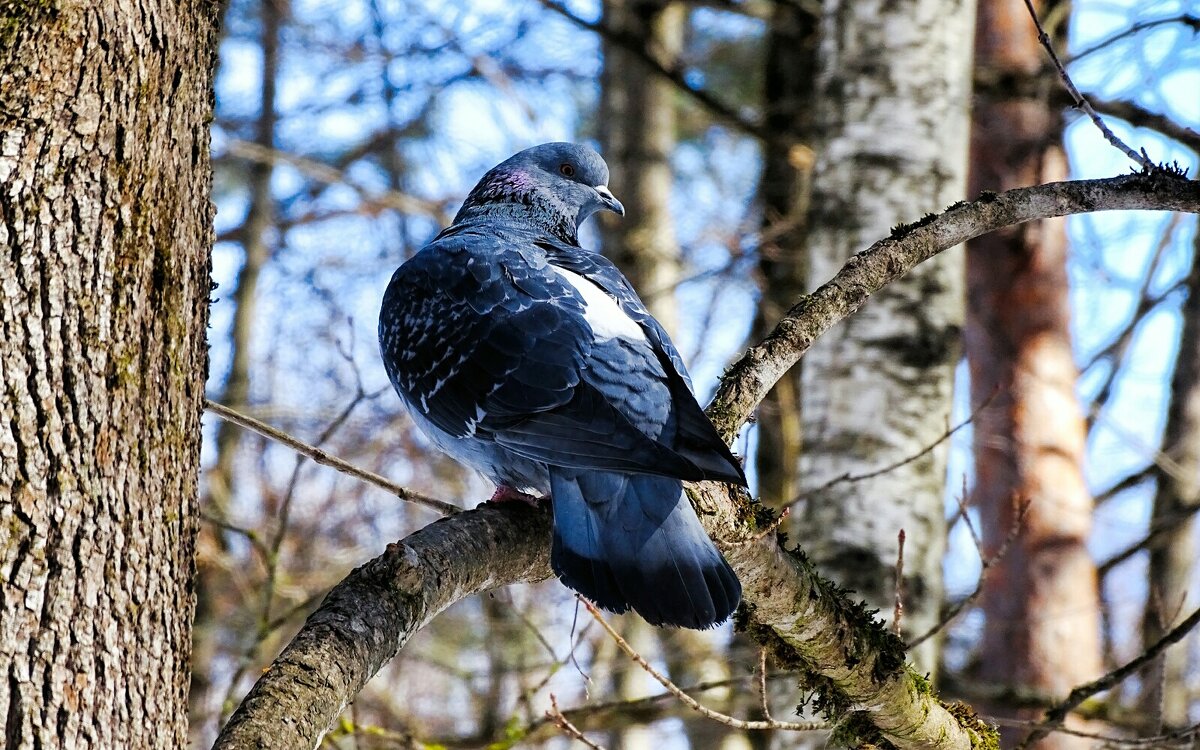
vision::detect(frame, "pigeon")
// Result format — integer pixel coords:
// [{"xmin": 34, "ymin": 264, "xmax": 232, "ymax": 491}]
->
[{"xmin": 378, "ymin": 142, "xmax": 745, "ymax": 629}]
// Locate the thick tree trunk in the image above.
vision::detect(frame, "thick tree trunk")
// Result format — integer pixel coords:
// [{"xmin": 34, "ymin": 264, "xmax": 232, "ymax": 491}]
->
[
  {"xmin": 967, "ymin": 2, "xmax": 1102, "ymax": 747},
  {"xmin": 599, "ymin": 0, "xmax": 683, "ymax": 329},
  {"xmin": 793, "ymin": 0, "xmax": 975, "ymax": 675},
  {"xmin": 1140, "ymin": 227, "xmax": 1200, "ymax": 728},
  {"xmin": 0, "ymin": 2, "xmax": 217, "ymax": 747}
]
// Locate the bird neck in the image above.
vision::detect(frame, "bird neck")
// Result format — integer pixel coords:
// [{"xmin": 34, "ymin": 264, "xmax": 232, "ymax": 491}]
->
[
  {"xmin": 452, "ymin": 200, "xmax": 580, "ymax": 245},
  {"xmin": 451, "ymin": 167, "xmax": 581, "ymax": 245}
]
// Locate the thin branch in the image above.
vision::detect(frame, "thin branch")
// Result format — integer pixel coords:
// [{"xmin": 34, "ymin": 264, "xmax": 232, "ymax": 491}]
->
[
  {"xmin": 581, "ymin": 598, "xmax": 827, "ymax": 732},
  {"xmin": 203, "ymin": 399, "xmax": 460, "ymax": 516},
  {"xmin": 549, "ymin": 672, "xmax": 798, "ymax": 738},
  {"xmin": 219, "ymin": 383, "xmax": 382, "ymax": 725},
  {"xmin": 991, "ymin": 716, "xmax": 1200, "ymax": 747},
  {"xmin": 1088, "ymin": 97, "xmax": 1200, "ymax": 153},
  {"xmin": 758, "ymin": 650, "xmax": 773, "ymax": 720},
  {"xmin": 1083, "ymin": 216, "xmax": 1184, "ymax": 429},
  {"xmin": 1067, "ymin": 14, "xmax": 1200, "ymax": 65},
  {"xmin": 1021, "ymin": 0, "xmax": 1155, "ymax": 170},
  {"xmin": 1093, "ymin": 465, "xmax": 1156, "ymax": 506},
  {"xmin": 1017, "ymin": 606, "xmax": 1200, "ymax": 747},
  {"xmin": 907, "ymin": 497, "xmax": 1030, "ymax": 650},
  {"xmin": 425, "ymin": 671, "xmax": 802, "ymax": 747},
  {"xmin": 546, "ymin": 695, "xmax": 607, "ymax": 750},
  {"xmin": 218, "ymin": 135, "xmax": 448, "ymax": 221},
  {"xmin": 788, "ymin": 389, "xmax": 996, "ymax": 508},
  {"xmin": 534, "ymin": 0, "xmax": 769, "ymax": 141},
  {"xmin": 972, "ymin": 70, "xmax": 1200, "ymax": 153},
  {"xmin": 893, "ymin": 530, "xmax": 906, "ymax": 636},
  {"xmin": 1097, "ymin": 502, "xmax": 1200, "ymax": 576},
  {"xmin": 200, "ymin": 510, "xmax": 270, "ymax": 561}
]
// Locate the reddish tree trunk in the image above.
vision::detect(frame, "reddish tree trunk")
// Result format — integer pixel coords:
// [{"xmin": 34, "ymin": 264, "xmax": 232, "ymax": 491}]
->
[{"xmin": 967, "ymin": 1, "xmax": 1102, "ymax": 747}]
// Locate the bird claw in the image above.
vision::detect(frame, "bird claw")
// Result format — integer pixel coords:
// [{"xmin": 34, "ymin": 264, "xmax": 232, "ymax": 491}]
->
[{"xmin": 485, "ymin": 485, "xmax": 541, "ymax": 508}]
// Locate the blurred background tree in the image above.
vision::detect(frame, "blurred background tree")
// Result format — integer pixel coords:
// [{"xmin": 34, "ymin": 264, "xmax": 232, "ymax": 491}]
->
[{"xmin": 195, "ymin": 0, "xmax": 1200, "ymax": 747}]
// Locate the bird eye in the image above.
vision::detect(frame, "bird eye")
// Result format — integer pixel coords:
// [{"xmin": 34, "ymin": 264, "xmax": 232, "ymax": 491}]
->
[{"xmin": 559, "ymin": 163, "xmax": 575, "ymax": 177}]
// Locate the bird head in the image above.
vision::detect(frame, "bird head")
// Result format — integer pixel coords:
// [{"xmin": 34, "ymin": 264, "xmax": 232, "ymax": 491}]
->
[{"xmin": 456, "ymin": 143, "xmax": 625, "ymax": 238}]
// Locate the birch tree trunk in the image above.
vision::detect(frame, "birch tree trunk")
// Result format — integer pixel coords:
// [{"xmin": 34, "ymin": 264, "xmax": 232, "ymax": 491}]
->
[
  {"xmin": 794, "ymin": 0, "xmax": 975, "ymax": 675},
  {"xmin": 967, "ymin": 2, "xmax": 1101, "ymax": 747},
  {"xmin": 0, "ymin": 2, "xmax": 216, "ymax": 746}
]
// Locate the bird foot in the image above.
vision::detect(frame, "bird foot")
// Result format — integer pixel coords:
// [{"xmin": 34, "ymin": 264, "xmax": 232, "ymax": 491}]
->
[{"xmin": 486, "ymin": 485, "xmax": 541, "ymax": 508}]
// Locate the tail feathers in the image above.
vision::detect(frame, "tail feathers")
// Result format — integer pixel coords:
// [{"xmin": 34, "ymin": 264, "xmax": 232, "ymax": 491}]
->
[{"xmin": 549, "ymin": 469, "xmax": 741, "ymax": 629}]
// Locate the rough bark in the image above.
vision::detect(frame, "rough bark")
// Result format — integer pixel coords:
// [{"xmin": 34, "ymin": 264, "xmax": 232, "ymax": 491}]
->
[
  {"xmin": 215, "ymin": 503, "xmax": 554, "ymax": 748},
  {"xmin": 1139, "ymin": 226, "xmax": 1200, "ymax": 728},
  {"xmin": 0, "ymin": 2, "xmax": 217, "ymax": 747},
  {"xmin": 216, "ymin": 172, "xmax": 1200, "ymax": 750},
  {"xmin": 752, "ymin": 2, "xmax": 817, "ymax": 509},
  {"xmin": 792, "ymin": 0, "xmax": 976, "ymax": 675},
  {"xmin": 967, "ymin": 2, "xmax": 1102, "ymax": 747},
  {"xmin": 598, "ymin": 0, "xmax": 683, "ymax": 330}
]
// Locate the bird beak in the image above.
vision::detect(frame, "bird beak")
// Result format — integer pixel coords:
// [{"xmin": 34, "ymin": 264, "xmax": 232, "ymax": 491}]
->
[{"xmin": 594, "ymin": 185, "xmax": 625, "ymax": 217}]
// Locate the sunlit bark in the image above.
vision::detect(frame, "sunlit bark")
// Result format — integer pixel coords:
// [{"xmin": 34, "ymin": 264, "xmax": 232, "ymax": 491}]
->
[
  {"xmin": 967, "ymin": 2, "xmax": 1102, "ymax": 747},
  {"xmin": 0, "ymin": 1, "xmax": 217, "ymax": 745}
]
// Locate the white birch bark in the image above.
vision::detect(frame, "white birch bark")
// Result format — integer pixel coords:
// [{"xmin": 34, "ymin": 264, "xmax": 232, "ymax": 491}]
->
[{"xmin": 795, "ymin": 0, "xmax": 977, "ymax": 674}]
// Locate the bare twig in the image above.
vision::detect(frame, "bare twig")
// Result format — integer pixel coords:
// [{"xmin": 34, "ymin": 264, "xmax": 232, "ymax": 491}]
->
[
  {"xmin": 1098, "ymin": 503, "xmax": 1200, "ymax": 576},
  {"xmin": 581, "ymin": 597, "xmax": 827, "ymax": 732},
  {"xmin": 1083, "ymin": 216, "xmax": 1184, "ymax": 428},
  {"xmin": 200, "ymin": 511, "xmax": 271, "ymax": 562},
  {"xmin": 547, "ymin": 694, "xmax": 607, "ymax": 750},
  {"xmin": 218, "ymin": 136, "xmax": 447, "ymax": 220},
  {"xmin": 893, "ymin": 529, "xmax": 906, "ymax": 636},
  {"xmin": 758, "ymin": 650, "xmax": 772, "ymax": 720},
  {"xmin": 204, "ymin": 399, "xmax": 460, "ymax": 516},
  {"xmin": 429, "ymin": 670, "xmax": 804, "ymax": 747},
  {"xmin": 789, "ymin": 390, "xmax": 996, "ymax": 508},
  {"xmin": 1094, "ymin": 465, "xmax": 1155, "ymax": 506},
  {"xmin": 907, "ymin": 497, "xmax": 1031, "ymax": 649},
  {"xmin": 1088, "ymin": 97, "xmax": 1200, "ymax": 154},
  {"xmin": 992, "ymin": 715, "xmax": 1200, "ymax": 747},
  {"xmin": 1017, "ymin": 606, "xmax": 1200, "ymax": 747},
  {"xmin": 1021, "ymin": 0, "xmax": 1155, "ymax": 170},
  {"xmin": 1067, "ymin": 14, "xmax": 1200, "ymax": 64},
  {"xmin": 534, "ymin": 0, "xmax": 768, "ymax": 141},
  {"xmin": 218, "ymin": 382, "xmax": 384, "ymax": 724}
]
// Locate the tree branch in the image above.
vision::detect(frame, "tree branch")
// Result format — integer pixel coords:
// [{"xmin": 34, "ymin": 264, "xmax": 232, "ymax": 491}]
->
[
  {"xmin": 706, "ymin": 172, "xmax": 1200, "ymax": 439},
  {"xmin": 203, "ymin": 399, "xmax": 459, "ymax": 517},
  {"xmin": 215, "ymin": 171, "xmax": 1200, "ymax": 750},
  {"xmin": 1017, "ymin": 605, "xmax": 1200, "ymax": 747},
  {"xmin": 534, "ymin": 0, "xmax": 770, "ymax": 141}
]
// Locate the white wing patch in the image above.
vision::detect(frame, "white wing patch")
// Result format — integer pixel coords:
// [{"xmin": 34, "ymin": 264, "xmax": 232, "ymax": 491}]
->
[{"xmin": 552, "ymin": 267, "xmax": 646, "ymax": 343}]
